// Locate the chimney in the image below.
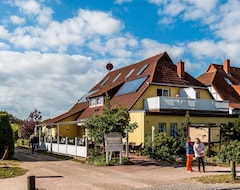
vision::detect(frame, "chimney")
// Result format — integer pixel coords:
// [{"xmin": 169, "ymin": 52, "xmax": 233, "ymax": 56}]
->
[
  {"xmin": 177, "ymin": 60, "xmax": 185, "ymax": 79},
  {"xmin": 223, "ymin": 59, "xmax": 230, "ymax": 74}
]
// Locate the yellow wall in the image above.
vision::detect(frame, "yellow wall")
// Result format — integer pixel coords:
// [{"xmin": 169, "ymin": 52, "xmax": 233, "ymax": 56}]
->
[
  {"xmin": 128, "ymin": 111, "xmax": 145, "ymax": 145},
  {"xmin": 129, "ymin": 111, "xmax": 237, "ymax": 144},
  {"xmin": 43, "ymin": 113, "xmax": 85, "ymax": 139},
  {"xmin": 132, "ymin": 84, "xmax": 213, "ymax": 110}
]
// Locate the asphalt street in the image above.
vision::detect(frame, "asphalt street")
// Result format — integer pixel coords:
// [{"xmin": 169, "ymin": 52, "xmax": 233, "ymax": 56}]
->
[{"xmin": 1, "ymin": 147, "xmax": 240, "ymax": 190}]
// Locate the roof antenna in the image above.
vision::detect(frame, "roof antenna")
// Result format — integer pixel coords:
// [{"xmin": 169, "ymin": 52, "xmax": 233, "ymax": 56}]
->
[{"xmin": 106, "ymin": 62, "xmax": 113, "ymax": 72}]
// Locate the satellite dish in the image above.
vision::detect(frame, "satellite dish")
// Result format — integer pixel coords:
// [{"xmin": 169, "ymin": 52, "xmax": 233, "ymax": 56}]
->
[{"xmin": 106, "ymin": 63, "xmax": 113, "ymax": 71}]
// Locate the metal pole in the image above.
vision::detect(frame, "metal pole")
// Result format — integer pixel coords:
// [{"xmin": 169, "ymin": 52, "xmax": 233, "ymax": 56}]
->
[
  {"xmin": 126, "ymin": 129, "xmax": 129, "ymax": 158},
  {"xmin": 152, "ymin": 126, "xmax": 155, "ymax": 153}
]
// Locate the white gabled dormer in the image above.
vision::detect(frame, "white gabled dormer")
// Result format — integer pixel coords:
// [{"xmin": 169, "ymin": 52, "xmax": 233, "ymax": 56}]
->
[{"xmin": 89, "ymin": 96, "xmax": 104, "ymax": 107}]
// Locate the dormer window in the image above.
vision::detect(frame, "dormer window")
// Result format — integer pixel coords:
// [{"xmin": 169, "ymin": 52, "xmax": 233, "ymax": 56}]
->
[
  {"xmin": 89, "ymin": 96, "xmax": 104, "ymax": 107},
  {"xmin": 125, "ymin": 68, "xmax": 135, "ymax": 79}
]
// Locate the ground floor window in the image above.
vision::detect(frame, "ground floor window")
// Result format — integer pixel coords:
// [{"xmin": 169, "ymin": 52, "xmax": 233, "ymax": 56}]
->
[
  {"xmin": 170, "ymin": 123, "xmax": 177, "ymax": 138},
  {"xmin": 158, "ymin": 123, "xmax": 166, "ymax": 133}
]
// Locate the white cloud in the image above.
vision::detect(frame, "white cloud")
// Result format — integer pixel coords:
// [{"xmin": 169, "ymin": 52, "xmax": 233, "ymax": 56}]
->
[
  {"xmin": 139, "ymin": 39, "xmax": 185, "ymax": 61},
  {"xmin": 0, "ymin": 50, "xmax": 98, "ymax": 119},
  {"xmin": 7, "ymin": 9, "xmax": 123, "ymax": 52},
  {"xmin": 114, "ymin": 0, "xmax": 132, "ymax": 4},
  {"xmin": 0, "ymin": 26, "xmax": 9, "ymax": 39},
  {"xmin": 9, "ymin": 15, "xmax": 25, "ymax": 25}
]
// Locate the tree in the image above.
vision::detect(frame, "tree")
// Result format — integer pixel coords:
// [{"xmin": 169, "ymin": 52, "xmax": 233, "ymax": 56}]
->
[
  {"xmin": 221, "ymin": 116, "xmax": 240, "ymax": 143},
  {"xmin": 84, "ymin": 94, "xmax": 138, "ymax": 144},
  {"xmin": 19, "ymin": 109, "xmax": 42, "ymax": 139},
  {"xmin": 176, "ymin": 111, "xmax": 190, "ymax": 155},
  {"xmin": 0, "ymin": 112, "xmax": 15, "ymax": 159}
]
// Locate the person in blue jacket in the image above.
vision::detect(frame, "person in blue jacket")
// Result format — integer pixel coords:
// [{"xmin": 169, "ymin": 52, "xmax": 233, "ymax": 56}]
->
[{"xmin": 186, "ymin": 136, "xmax": 194, "ymax": 172}]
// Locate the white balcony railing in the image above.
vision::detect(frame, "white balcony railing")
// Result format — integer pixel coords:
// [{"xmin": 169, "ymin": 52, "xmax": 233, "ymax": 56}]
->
[{"xmin": 144, "ymin": 97, "xmax": 229, "ymax": 112}]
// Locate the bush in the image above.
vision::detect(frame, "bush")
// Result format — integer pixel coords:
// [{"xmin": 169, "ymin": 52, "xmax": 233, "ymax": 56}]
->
[
  {"xmin": 218, "ymin": 140, "xmax": 240, "ymax": 163},
  {"xmin": 144, "ymin": 132, "xmax": 179, "ymax": 161},
  {"xmin": 0, "ymin": 113, "xmax": 15, "ymax": 159}
]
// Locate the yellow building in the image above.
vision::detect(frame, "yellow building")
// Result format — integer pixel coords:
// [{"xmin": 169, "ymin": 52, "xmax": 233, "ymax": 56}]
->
[{"xmin": 43, "ymin": 52, "xmax": 237, "ymax": 145}]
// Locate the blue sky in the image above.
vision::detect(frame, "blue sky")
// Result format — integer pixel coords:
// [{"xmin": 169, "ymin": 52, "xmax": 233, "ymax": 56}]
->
[{"xmin": 0, "ymin": 0, "xmax": 240, "ymax": 120}]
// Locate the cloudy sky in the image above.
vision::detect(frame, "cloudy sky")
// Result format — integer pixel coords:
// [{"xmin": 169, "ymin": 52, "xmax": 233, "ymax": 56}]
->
[{"xmin": 0, "ymin": 0, "xmax": 240, "ymax": 120}]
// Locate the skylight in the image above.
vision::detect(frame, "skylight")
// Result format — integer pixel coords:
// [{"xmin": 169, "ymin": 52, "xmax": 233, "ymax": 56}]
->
[
  {"xmin": 112, "ymin": 72, "xmax": 121, "ymax": 83},
  {"xmin": 224, "ymin": 77, "xmax": 232, "ymax": 85},
  {"xmin": 137, "ymin": 64, "xmax": 149, "ymax": 75},
  {"xmin": 101, "ymin": 76, "xmax": 110, "ymax": 86},
  {"xmin": 116, "ymin": 76, "xmax": 148, "ymax": 95},
  {"xmin": 78, "ymin": 89, "xmax": 99, "ymax": 103},
  {"xmin": 125, "ymin": 68, "xmax": 135, "ymax": 79}
]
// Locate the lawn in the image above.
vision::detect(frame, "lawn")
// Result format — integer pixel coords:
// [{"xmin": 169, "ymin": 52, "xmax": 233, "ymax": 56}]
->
[{"xmin": 0, "ymin": 161, "xmax": 28, "ymax": 179}]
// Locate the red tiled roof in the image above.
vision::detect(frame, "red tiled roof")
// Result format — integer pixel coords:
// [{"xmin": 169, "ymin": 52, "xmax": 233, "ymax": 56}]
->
[
  {"xmin": 45, "ymin": 102, "xmax": 88, "ymax": 124},
  {"xmin": 197, "ymin": 63, "xmax": 240, "ymax": 109},
  {"xmin": 78, "ymin": 52, "xmax": 206, "ymax": 119},
  {"xmin": 46, "ymin": 51, "xmax": 208, "ymax": 123}
]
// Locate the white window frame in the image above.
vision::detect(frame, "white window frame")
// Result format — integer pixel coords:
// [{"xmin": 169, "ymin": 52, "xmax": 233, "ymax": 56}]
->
[{"xmin": 89, "ymin": 96, "xmax": 104, "ymax": 107}]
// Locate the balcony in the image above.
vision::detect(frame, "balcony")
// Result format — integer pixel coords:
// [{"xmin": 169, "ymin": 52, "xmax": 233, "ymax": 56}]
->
[{"xmin": 144, "ymin": 97, "xmax": 229, "ymax": 113}]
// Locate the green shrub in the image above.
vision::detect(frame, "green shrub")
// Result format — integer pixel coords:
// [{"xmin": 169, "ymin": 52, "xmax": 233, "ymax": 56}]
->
[
  {"xmin": 218, "ymin": 140, "xmax": 240, "ymax": 163},
  {"xmin": 144, "ymin": 132, "xmax": 179, "ymax": 161},
  {"xmin": 0, "ymin": 112, "xmax": 15, "ymax": 159}
]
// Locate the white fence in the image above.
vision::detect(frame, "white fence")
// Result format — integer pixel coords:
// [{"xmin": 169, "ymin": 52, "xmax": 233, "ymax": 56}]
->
[{"xmin": 41, "ymin": 137, "xmax": 87, "ymax": 158}]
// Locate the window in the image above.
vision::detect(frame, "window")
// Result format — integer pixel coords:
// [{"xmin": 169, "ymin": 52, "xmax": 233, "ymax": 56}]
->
[
  {"xmin": 125, "ymin": 68, "xmax": 135, "ymax": 79},
  {"xmin": 158, "ymin": 123, "xmax": 166, "ymax": 133},
  {"xmin": 101, "ymin": 76, "xmax": 110, "ymax": 87},
  {"xmin": 78, "ymin": 89, "xmax": 99, "ymax": 103},
  {"xmin": 157, "ymin": 89, "xmax": 170, "ymax": 96},
  {"xmin": 117, "ymin": 76, "xmax": 148, "ymax": 95},
  {"xmin": 89, "ymin": 96, "xmax": 104, "ymax": 107},
  {"xmin": 137, "ymin": 64, "xmax": 149, "ymax": 75},
  {"xmin": 170, "ymin": 123, "xmax": 177, "ymax": 138},
  {"xmin": 224, "ymin": 77, "xmax": 232, "ymax": 85},
  {"xmin": 112, "ymin": 72, "xmax": 122, "ymax": 83}
]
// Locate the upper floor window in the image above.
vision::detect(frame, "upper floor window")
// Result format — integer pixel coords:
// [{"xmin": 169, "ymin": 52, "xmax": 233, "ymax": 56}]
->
[
  {"xmin": 89, "ymin": 96, "xmax": 104, "ymax": 107},
  {"xmin": 158, "ymin": 123, "xmax": 166, "ymax": 133},
  {"xmin": 170, "ymin": 123, "xmax": 177, "ymax": 138},
  {"xmin": 157, "ymin": 89, "xmax": 170, "ymax": 96}
]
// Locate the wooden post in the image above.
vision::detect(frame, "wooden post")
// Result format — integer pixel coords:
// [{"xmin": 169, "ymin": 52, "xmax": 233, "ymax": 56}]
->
[
  {"xmin": 27, "ymin": 176, "xmax": 36, "ymax": 190},
  {"xmin": 231, "ymin": 161, "xmax": 236, "ymax": 180}
]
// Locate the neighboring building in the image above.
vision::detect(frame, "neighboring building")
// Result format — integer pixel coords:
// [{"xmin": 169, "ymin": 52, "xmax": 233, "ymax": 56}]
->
[
  {"xmin": 43, "ymin": 52, "xmax": 236, "ymax": 145},
  {"xmin": 197, "ymin": 59, "xmax": 240, "ymax": 115}
]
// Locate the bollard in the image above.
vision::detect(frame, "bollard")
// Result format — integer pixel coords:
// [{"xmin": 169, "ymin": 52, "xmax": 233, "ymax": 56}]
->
[
  {"xmin": 27, "ymin": 176, "xmax": 36, "ymax": 190},
  {"xmin": 231, "ymin": 161, "xmax": 236, "ymax": 180}
]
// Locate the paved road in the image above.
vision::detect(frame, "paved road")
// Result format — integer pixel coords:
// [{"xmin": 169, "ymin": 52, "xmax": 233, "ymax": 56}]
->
[{"xmin": 1, "ymin": 147, "xmax": 240, "ymax": 190}]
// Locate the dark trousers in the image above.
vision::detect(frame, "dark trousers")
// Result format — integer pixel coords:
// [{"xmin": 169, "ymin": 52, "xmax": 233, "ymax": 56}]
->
[{"xmin": 196, "ymin": 157, "xmax": 205, "ymax": 172}]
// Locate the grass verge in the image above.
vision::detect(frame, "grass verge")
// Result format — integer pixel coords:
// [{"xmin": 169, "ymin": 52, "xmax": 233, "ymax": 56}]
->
[
  {"xmin": 0, "ymin": 167, "xmax": 28, "ymax": 179},
  {"xmin": 194, "ymin": 174, "xmax": 240, "ymax": 184}
]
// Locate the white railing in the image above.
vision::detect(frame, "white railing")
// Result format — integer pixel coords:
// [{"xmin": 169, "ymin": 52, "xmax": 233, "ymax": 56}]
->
[
  {"xmin": 144, "ymin": 96, "xmax": 229, "ymax": 112},
  {"xmin": 40, "ymin": 136, "xmax": 87, "ymax": 158}
]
